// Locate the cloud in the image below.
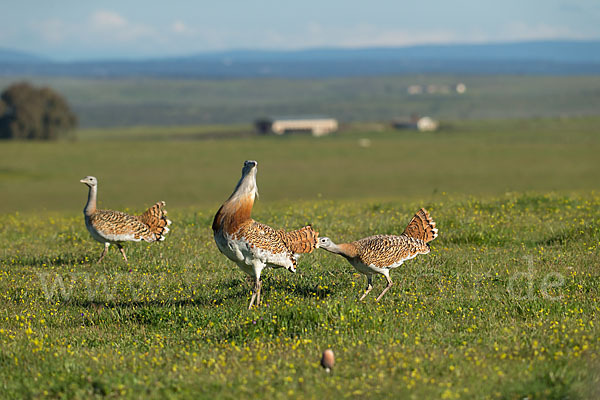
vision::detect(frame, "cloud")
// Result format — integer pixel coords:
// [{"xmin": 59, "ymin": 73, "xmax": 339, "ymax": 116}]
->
[
  {"xmin": 256, "ymin": 23, "xmax": 466, "ymax": 50},
  {"xmin": 90, "ymin": 10, "xmax": 127, "ymax": 29},
  {"xmin": 172, "ymin": 21, "xmax": 194, "ymax": 35},
  {"xmin": 88, "ymin": 10, "xmax": 156, "ymax": 42},
  {"xmin": 24, "ymin": 10, "xmax": 168, "ymax": 58},
  {"xmin": 337, "ymin": 26, "xmax": 463, "ymax": 47}
]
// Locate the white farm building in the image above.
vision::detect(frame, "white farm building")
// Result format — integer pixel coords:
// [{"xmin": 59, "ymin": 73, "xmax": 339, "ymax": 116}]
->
[{"xmin": 255, "ymin": 116, "xmax": 338, "ymax": 137}]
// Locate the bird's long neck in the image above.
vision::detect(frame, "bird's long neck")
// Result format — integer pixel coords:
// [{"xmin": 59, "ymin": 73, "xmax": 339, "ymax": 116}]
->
[
  {"xmin": 213, "ymin": 170, "xmax": 257, "ymax": 233},
  {"xmin": 84, "ymin": 185, "xmax": 97, "ymax": 216},
  {"xmin": 326, "ymin": 242, "xmax": 358, "ymax": 258}
]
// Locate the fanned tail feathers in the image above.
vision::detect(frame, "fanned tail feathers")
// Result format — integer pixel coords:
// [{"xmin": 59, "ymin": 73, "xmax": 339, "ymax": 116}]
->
[
  {"xmin": 137, "ymin": 201, "xmax": 172, "ymax": 241},
  {"xmin": 279, "ymin": 225, "xmax": 319, "ymax": 254},
  {"xmin": 402, "ymin": 208, "xmax": 438, "ymax": 243}
]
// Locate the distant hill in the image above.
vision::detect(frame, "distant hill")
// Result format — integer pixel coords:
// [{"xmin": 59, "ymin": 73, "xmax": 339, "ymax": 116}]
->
[
  {"xmin": 186, "ymin": 40, "xmax": 600, "ymax": 63},
  {"xmin": 1, "ymin": 40, "xmax": 599, "ymax": 78}
]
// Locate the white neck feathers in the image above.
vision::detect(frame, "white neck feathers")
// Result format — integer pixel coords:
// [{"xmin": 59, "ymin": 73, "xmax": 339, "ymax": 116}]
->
[{"xmin": 84, "ymin": 185, "xmax": 97, "ymax": 216}]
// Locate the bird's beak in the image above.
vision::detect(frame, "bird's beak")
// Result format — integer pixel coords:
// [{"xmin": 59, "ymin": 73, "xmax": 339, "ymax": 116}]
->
[{"xmin": 79, "ymin": 179, "xmax": 86, "ymax": 183}]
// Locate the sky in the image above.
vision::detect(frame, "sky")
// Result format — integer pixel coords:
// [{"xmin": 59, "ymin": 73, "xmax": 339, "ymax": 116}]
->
[{"xmin": 1, "ymin": 0, "xmax": 599, "ymax": 61}]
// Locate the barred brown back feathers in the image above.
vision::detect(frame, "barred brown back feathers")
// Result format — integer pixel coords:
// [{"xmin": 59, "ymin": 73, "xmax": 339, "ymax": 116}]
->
[
  {"xmin": 402, "ymin": 208, "xmax": 438, "ymax": 243},
  {"xmin": 279, "ymin": 225, "xmax": 319, "ymax": 254}
]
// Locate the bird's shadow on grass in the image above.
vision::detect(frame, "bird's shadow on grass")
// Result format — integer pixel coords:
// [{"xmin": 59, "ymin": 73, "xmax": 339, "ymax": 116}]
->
[
  {"xmin": 536, "ymin": 224, "xmax": 598, "ymax": 246},
  {"xmin": 66, "ymin": 291, "xmax": 240, "ymax": 310},
  {"xmin": 61, "ymin": 277, "xmax": 248, "ymax": 310},
  {"xmin": 2, "ymin": 253, "xmax": 91, "ymax": 268},
  {"xmin": 265, "ymin": 275, "xmax": 334, "ymax": 299},
  {"xmin": 56, "ymin": 274, "xmax": 333, "ymax": 314}
]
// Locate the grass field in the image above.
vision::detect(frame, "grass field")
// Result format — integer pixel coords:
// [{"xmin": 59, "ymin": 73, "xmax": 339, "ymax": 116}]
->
[
  {"xmin": 2, "ymin": 75, "xmax": 600, "ymax": 127},
  {"xmin": 1, "ymin": 117, "xmax": 599, "ymax": 215},
  {"xmin": 0, "ymin": 117, "xmax": 599, "ymax": 398}
]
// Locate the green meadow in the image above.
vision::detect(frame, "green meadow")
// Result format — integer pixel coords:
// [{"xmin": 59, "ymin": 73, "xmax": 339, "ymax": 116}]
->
[
  {"xmin": 1, "ymin": 117, "xmax": 599, "ymax": 215},
  {"xmin": 0, "ymin": 117, "xmax": 599, "ymax": 398},
  {"xmin": 2, "ymin": 75, "xmax": 600, "ymax": 127}
]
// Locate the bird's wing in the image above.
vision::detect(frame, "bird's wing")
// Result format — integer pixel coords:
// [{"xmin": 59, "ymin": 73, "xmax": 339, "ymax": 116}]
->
[
  {"xmin": 277, "ymin": 225, "xmax": 319, "ymax": 254},
  {"xmin": 90, "ymin": 210, "xmax": 157, "ymax": 241},
  {"xmin": 354, "ymin": 235, "xmax": 429, "ymax": 268},
  {"xmin": 235, "ymin": 220, "xmax": 290, "ymax": 255}
]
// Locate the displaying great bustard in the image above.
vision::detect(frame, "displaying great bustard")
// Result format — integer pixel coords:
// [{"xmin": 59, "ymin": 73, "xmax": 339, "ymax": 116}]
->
[
  {"xmin": 319, "ymin": 208, "xmax": 437, "ymax": 301},
  {"xmin": 80, "ymin": 176, "xmax": 171, "ymax": 262},
  {"xmin": 212, "ymin": 160, "xmax": 319, "ymax": 309}
]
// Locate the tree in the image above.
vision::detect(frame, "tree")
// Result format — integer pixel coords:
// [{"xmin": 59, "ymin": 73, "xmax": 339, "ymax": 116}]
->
[{"xmin": 0, "ymin": 81, "xmax": 77, "ymax": 140}]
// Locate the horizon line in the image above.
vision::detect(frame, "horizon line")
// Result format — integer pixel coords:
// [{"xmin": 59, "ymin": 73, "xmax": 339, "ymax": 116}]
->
[{"xmin": 1, "ymin": 38, "xmax": 600, "ymax": 64}]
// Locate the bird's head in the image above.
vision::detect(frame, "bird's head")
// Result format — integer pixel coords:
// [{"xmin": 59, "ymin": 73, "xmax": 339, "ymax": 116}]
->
[
  {"xmin": 235, "ymin": 160, "xmax": 258, "ymax": 198},
  {"xmin": 80, "ymin": 176, "xmax": 98, "ymax": 188},
  {"xmin": 242, "ymin": 160, "xmax": 258, "ymax": 177},
  {"xmin": 318, "ymin": 237, "xmax": 334, "ymax": 250}
]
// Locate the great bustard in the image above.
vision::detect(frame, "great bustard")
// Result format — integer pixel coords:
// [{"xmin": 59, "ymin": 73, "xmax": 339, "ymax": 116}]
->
[
  {"xmin": 319, "ymin": 208, "xmax": 437, "ymax": 301},
  {"xmin": 212, "ymin": 160, "xmax": 319, "ymax": 309},
  {"xmin": 80, "ymin": 176, "xmax": 171, "ymax": 262}
]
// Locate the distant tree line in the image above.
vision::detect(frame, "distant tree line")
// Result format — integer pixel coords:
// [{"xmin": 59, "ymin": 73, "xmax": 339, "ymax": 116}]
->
[{"xmin": 0, "ymin": 81, "xmax": 77, "ymax": 140}]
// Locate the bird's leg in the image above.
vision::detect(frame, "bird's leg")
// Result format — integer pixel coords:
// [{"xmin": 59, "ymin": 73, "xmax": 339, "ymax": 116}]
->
[
  {"xmin": 248, "ymin": 262, "xmax": 264, "ymax": 309},
  {"xmin": 359, "ymin": 275, "xmax": 373, "ymax": 301},
  {"xmin": 116, "ymin": 243, "xmax": 128, "ymax": 263},
  {"xmin": 376, "ymin": 274, "xmax": 393, "ymax": 301},
  {"xmin": 248, "ymin": 277, "xmax": 260, "ymax": 309},
  {"xmin": 97, "ymin": 243, "xmax": 110, "ymax": 263},
  {"xmin": 256, "ymin": 280, "xmax": 262, "ymax": 306}
]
